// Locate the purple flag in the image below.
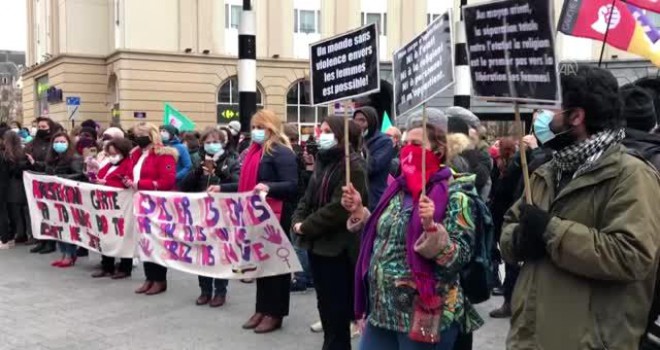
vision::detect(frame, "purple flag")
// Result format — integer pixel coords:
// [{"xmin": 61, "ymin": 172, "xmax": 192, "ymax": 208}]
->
[{"xmin": 628, "ymin": 4, "xmax": 660, "ymax": 43}]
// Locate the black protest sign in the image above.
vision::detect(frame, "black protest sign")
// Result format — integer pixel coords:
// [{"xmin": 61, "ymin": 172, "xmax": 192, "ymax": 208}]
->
[
  {"xmin": 393, "ymin": 11, "xmax": 454, "ymax": 117},
  {"xmin": 463, "ymin": 0, "xmax": 560, "ymax": 105},
  {"xmin": 310, "ymin": 23, "xmax": 380, "ymax": 105}
]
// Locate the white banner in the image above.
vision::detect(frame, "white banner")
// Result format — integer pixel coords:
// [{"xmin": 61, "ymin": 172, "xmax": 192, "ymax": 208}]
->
[
  {"xmin": 23, "ymin": 172, "xmax": 136, "ymax": 258},
  {"xmin": 133, "ymin": 191, "xmax": 302, "ymax": 279}
]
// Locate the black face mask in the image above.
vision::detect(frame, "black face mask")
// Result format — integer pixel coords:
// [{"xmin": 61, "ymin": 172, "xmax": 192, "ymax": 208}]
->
[
  {"xmin": 135, "ymin": 136, "xmax": 152, "ymax": 149},
  {"xmin": 543, "ymin": 112, "xmax": 577, "ymax": 151},
  {"xmin": 36, "ymin": 129, "xmax": 50, "ymax": 139}
]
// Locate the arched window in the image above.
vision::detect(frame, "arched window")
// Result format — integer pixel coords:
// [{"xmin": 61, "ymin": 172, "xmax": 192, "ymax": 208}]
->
[
  {"xmin": 216, "ymin": 76, "xmax": 263, "ymax": 124},
  {"xmin": 286, "ymin": 79, "xmax": 327, "ymax": 141}
]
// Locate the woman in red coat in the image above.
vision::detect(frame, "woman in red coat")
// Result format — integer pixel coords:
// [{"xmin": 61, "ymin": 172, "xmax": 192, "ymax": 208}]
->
[
  {"xmin": 90, "ymin": 138, "xmax": 135, "ymax": 279},
  {"xmin": 126, "ymin": 122, "xmax": 177, "ymax": 295}
]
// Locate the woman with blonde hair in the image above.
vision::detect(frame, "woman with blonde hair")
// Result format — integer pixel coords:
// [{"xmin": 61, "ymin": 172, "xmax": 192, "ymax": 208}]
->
[
  {"xmin": 125, "ymin": 122, "xmax": 178, "ymax": 296},
  {"xmin": 212, "ymin": 109, "xmax": 299, "ymax": 333}
]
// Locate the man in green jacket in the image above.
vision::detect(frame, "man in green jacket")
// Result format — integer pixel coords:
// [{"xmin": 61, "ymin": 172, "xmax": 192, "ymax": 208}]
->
[{"xmin": 501, "ymin": 65, "xmax": 660, "ymax": 350}]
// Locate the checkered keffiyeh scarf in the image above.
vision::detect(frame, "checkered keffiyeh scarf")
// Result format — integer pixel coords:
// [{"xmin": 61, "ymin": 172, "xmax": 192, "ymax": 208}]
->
[{"xmin": 553, "ymin": 128, "xmax": 626, "ymax": 178}]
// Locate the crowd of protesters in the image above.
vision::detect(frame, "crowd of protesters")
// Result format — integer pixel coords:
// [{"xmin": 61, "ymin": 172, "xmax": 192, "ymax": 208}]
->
[{"xmin": 1, "ymin": 64, "xmax": 660, "ymax": 349}]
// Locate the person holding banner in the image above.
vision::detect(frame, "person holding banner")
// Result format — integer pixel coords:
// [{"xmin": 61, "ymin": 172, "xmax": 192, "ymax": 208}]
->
[
  {"xmin": 90, "ymin": 138, "xmax": 135, "ymax": 279},
  {"xmin": 128, "ymin": 122, "xmax": 177, "ymax": 296},
  {"xmin": 212, "ymin": 109, "xmax": 298, "ymax": 334},
  {"xmin": 291, "ymin": 116, "xmax": 368, "ymax": 350},
  {"xmin": 500, "ymin": 65, "xmax": 660, "ymax": 350},
  {"xmin": 29, "ymin": 132, "xmax": 84, "ymax": 267},
  {"xmin": 352, "ymin": 106, "xmax": 394, "ymax": 211},
  {"xmin": 25, "ymin": 117, "xmax": 58, "ymax": 254},
  {"xmin": 341, "ymin": 111, "xmax": 483, "ymax": 350},
  {"xmin": 180, "ymin": 128, "xmax": 239, "ymax": 307}
]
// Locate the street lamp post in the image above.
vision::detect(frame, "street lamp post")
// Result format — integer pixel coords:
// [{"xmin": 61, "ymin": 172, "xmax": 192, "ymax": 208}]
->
[
  {"xmin": 238, "ymin": 0, "xmax": 257, "ymax": 133},
  {"xmin": 453, "ymin": 0, "xmax": 471, "ymax": 109}
]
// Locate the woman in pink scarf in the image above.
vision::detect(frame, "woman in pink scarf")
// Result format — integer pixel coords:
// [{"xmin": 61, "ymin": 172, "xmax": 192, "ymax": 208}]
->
[{"xmin": 211, "ymin": 110, "xmax": 299, "ymax": 334}]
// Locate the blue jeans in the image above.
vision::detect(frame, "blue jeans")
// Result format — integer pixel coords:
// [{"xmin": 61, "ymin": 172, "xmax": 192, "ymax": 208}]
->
[
  {"xmin": 292, "ymin": 246, "xmax": 313, "ymax": 287},
  {"xmin": 198, "ymin": 276, "xmax": 228, "ymax": 297},
  {"xmin": 58, "ymin": 242, "xmax": 77, "ymax": 257},
  {"xmin": 360, "ymin": 323, "xmax": 459, "ymax": 350}
]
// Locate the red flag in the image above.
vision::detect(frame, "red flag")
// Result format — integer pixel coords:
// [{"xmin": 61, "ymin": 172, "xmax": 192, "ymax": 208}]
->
[
  {"xmin": 622, "ymin": 0, "xmax": 660, "ymax": 13},
  {"xmin": 559, "ymin": 0, "xmax": 660, "ymax": 65}
]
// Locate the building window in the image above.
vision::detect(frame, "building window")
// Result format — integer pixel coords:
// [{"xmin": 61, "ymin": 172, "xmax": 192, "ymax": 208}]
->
[
  {"xmin": 427, "ymin": 13, "xmax": 440, "ymax": 25},
  {"xmin": 286, "ymin": 80, "xmax": 328, "ymax": 140},
  {"xmin": 294, "ymin": 9, "xmax": 321, "ymax": 34},
  {"xmin": 216, "ymin": 76, "xmax": 263, "ymax": 124},
  {"xmin": 35, "ymin": 75, "xmax": 49, "ymax": 118},
  {"xmin": 225, "ymin": 4, "xmax": 241, "ymax": 29},
  {"xmin": 361, "ymin": 12, "xmax": 387, "ymax": 35}
]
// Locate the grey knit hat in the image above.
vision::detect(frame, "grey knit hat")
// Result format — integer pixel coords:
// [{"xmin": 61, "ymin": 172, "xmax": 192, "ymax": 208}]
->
[
  {"xmin": 404, "ymin": 108, "xmax": 448, "ymax": 133},
  {"xmin": 445, "ymin": 106, "xmax": 480, "ymax": 129}
]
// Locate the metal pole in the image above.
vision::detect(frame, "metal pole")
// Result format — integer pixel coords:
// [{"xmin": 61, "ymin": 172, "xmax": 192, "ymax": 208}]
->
[
  {"xmin": 598, "ymin": 0, "xmax": 617, "ymax": 67},
  {"xmin": 344, "ymin": 101, "xmax": 351, "ymax": 186},
  {"xmin": 453, "ymin": 0, "xmax": 470, "ymax": 108},
  {"xmin": 238, "ymin": 0, "xmax": 256, "ymax": 133}
]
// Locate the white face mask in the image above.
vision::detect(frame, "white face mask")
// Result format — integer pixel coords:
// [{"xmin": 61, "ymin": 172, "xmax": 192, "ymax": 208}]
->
[
  {"xmin": 11, "ymin": 128, "xmax": 19, "ymax": 133},
  {"xmin": 30, "ymin": 127, "xmax": 37, "ymax": 136},
  {"xmin": 318, "ymin": 133, "xmax": 338, "ymax": 150},
  {"xmin": 108, "ymin": 155, "xmax": 123, "ymax": 165}
]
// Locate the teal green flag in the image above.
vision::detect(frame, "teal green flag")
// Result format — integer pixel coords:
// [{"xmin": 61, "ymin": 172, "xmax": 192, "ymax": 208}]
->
[
  {"xmin": 163, "ymin": 103, "xmax": 196, "ymax": 131},
  {"xmin": 381, "ymin": 111, "xmax": 393, "ymax": 132}
]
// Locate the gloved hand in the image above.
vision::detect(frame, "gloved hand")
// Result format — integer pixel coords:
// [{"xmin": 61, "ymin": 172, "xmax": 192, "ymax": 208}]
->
[{"xmin": 513, "ymin": 205, "xmax": 552, "ymax": 261}]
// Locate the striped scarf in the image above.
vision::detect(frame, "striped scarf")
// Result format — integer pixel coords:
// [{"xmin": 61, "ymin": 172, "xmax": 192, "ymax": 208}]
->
[{"xmin": 553, "ymin": 128, "xmax": 625, "ymax": 180}]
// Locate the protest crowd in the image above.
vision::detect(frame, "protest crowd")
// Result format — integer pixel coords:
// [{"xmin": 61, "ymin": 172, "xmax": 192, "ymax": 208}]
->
[{"xmin": 1, "ymin": 64, "xmax": 660, "ymax": 350}]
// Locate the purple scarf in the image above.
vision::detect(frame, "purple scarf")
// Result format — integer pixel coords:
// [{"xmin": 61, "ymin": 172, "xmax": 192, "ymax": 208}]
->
[{"xmin": 355, "ymin": 166, "xmax": 452, "ymax": 318}]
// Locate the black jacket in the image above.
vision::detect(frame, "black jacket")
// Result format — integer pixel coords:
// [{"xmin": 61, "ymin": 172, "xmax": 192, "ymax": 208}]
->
[
  {"xmin": 179, "ymin": 150, "xmax": 240, "ymax": 192},
  {"xmin": 622, "ymin": 128, "xmax": 660, "ymax": 171},
  {"xmin": 7, "ymin": 157, "xmax": 30, "ymax": 204},
  {"xmin": 25, "ymin": 136, "xmax": 51, "ymax": 163},
  {"xmin": 223, "ymin": 143, "xmax": 299, "ymax": 232},
  {"xmin": 292, "ymin": 150, "xmax": 368, "ymax": 262},
  {"xmin": 33, "ymin": 154, "xmax": 84, "ymax": 180}
]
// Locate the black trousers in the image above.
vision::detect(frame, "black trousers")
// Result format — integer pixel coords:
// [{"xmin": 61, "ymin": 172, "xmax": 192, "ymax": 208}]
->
[
  {"xmin": 101, "ymin": 255, "xmax": 132, "ymax": 274},
  {"xmin": 309, "ymin": 252, "xmax": 354, "ymax": 350},
  {"xmin": 143, "ymin": 262, "xmax": 167, "ymax": 282},
  {"xmin": 255, "ymin": 273, "xmax": 290, "ymax": 317},
  {"xmin": 453, "ymin": 332, "xmax": 473, "ymax": 350},
  {"xmin": 8, "ymin": 203, "xmax": 30, "ymax": 241},
  {"xmin": 503, "ymin": 263, "xmax": 520, "ymax": 303},
  {"xmin": 0, "ymin": 200, "xmax": 9, "ymax": 243}
]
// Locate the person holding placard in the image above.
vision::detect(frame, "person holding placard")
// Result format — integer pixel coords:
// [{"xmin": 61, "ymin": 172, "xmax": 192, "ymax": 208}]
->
[
  {"xmin": 341, "ymin": 110, "xmax": 483, "ymax": 350},
  {"xmin": 211, "ymin": 109, "xmax": 298, "ymax": 334},
  {"xmin": 90, "ymin": 138, "xmax": 135, "ymax": 280},
  {"xmin": 353, "ymin": 106, "xmax": 394, "ymax": 211},
  {"xmin": 29, "ymin": 132, "xmax": 84, "ymax": 267},
  {"xmin": 128, "ymin": 122, "xmax": 177, "ymax": 296},
  {"xmin": 180, "ymin": 128, "xmax": 240, "ymax": 308},
  {"xmin": 291, "ymin": 116, "xmax": 368, "ymax": 349},
  {"xmin": 500, "ymin": 65, "xmax": 660, "ymax": 349}
]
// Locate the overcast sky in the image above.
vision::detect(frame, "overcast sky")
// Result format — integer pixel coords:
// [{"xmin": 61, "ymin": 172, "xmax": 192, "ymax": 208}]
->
[{"xmin": 0, "ymin": 0, "xmax": 27, "ymax": 51}]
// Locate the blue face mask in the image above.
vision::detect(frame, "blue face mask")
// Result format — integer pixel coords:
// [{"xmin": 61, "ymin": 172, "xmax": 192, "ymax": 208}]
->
[
  {"xmin": 204, "ymin": 142, "xmax": 223, "ymax": 155},
  {"xmin": 533, "ymin": 109, "xmax": 574, "ymax": 148},
  {"xmin": 318, "ymin": 133, "xmax": 338, "ymax": 150},
  {"xmin": 251, "ymin": 129, "xmax": 266, "ymax": 144},
  {"xmin": 53, "ymin": 142, "xmax": 68, "ymax": 154}
]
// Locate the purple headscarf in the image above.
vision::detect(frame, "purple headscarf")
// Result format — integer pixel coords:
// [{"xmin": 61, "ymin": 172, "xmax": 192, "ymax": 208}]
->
[{"xmin": 355, "ymin": 166, "xmax": 452, "ymax": 318}]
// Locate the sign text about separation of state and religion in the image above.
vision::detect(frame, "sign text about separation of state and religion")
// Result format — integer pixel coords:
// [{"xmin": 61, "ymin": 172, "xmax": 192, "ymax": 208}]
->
[{"xmin": 464, "ymin": 0, "xmax": 560, "ymax": 102}]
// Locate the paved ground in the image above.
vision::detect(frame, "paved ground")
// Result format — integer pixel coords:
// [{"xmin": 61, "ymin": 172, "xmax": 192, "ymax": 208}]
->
[{"xmin": 0, "ymin": 246, "xmax": 508, "ymax": 350}]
